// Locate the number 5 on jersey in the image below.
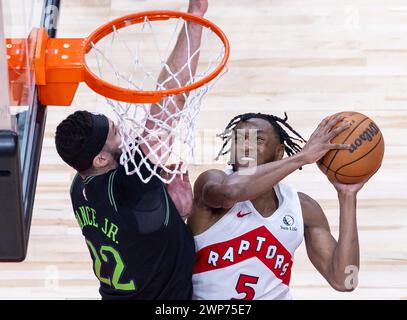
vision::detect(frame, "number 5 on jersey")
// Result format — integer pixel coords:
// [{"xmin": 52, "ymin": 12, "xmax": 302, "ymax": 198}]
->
[{"xmin": 232, "ymin": 274, "xmax": 259, "ymax": 300}]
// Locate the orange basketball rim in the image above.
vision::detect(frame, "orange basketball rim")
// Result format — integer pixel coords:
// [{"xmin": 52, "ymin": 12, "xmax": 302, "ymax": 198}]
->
[{"xmin": 6, "ymin": 10, "xmax": 230, "ymax": 106}]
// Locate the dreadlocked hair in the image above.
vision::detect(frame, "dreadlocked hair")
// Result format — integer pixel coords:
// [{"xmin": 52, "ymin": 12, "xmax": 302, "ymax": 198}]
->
[
  {"xmin": 215, "ymin": 112, "xmax": 307, "ymax": 160},
  {"xmin": 55, "ymin": 110, "xmax": 94, "ymax": 171}
]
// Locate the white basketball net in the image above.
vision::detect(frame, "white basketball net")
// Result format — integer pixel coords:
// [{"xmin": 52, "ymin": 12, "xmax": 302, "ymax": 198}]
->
[{"xmin": 86, "ymin": 15, "xmax": 227, "ymax": 183}]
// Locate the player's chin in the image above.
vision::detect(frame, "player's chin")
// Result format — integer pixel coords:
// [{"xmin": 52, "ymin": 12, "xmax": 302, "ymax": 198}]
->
[{"xmin": 234, "ymin": 157, "xmax": 258, "ymax": 170}]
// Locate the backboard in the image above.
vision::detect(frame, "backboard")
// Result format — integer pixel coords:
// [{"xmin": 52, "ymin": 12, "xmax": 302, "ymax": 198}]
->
[{"xmin": 0, "ymin": 0, "xmax": 60, "ymax": 262}]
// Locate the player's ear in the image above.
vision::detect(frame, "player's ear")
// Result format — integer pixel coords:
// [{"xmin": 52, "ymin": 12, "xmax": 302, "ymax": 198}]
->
[
  {"xmin": 275, "ymin": 144, "xmax": 284, "ymax": 160},
  {"xmin": 92, "ymin": 152, "xmax": 109, "ymax": 169}
]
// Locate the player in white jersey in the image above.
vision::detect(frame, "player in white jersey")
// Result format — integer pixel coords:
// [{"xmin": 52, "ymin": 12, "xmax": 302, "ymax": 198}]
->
[{"xmin": 188, "ymin": 113, "xmax": 375, "ymax": 300}]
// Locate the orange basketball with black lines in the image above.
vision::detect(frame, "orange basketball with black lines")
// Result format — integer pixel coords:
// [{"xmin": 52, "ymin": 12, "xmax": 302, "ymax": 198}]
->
[{"xmin": 317, "ymin": 112, "xmax": 384, "ymax": 184}]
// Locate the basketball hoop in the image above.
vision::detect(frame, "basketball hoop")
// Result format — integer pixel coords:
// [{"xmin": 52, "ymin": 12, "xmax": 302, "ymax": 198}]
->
[
  {"xmin": 83, "ymin": 11, "xmax": 229, "ymax": 103},
  {"xmin": 6, "ymin": 10, "xmax": 230, "ymax": 183}
]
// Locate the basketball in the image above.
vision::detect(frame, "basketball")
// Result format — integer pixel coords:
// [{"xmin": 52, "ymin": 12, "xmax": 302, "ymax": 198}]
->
[{"xmin": 317, "ymin": 111, "xmax": 385, "ymax": 184}]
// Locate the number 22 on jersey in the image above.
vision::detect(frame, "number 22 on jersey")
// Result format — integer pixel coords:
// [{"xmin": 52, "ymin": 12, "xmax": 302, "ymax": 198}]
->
[{"xmin": 86, "ymin": 240, "xmax": 136, "ymax": 291}]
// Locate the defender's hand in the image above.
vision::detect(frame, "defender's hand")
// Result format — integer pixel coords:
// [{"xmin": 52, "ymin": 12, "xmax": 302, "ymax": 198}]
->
[
  {"xmin": 301, "ymin": 115, "xmax": 352, "ymax": 165},
  {"xmin": 162, "ymin": 164, "xmax": 193, "ymax": 219}
]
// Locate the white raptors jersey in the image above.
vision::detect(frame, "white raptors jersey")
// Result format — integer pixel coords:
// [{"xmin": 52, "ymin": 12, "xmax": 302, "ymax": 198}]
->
[{"xmin": 192, "ymin": 182, "xmax": 303, "ymax": 300}]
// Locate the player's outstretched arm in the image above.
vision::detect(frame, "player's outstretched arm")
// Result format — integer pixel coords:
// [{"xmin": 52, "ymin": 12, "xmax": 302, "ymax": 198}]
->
[
  {"xmin": 141, "ymin": 0, "xmax": 207, "ymax": 162},
  {"xmin": 193, "ymin": 116, "xmax": 352, "ymax": 210},
  {"xmin": 301, "ymin": 175, "xmax": 372, "ymax": 292}
]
